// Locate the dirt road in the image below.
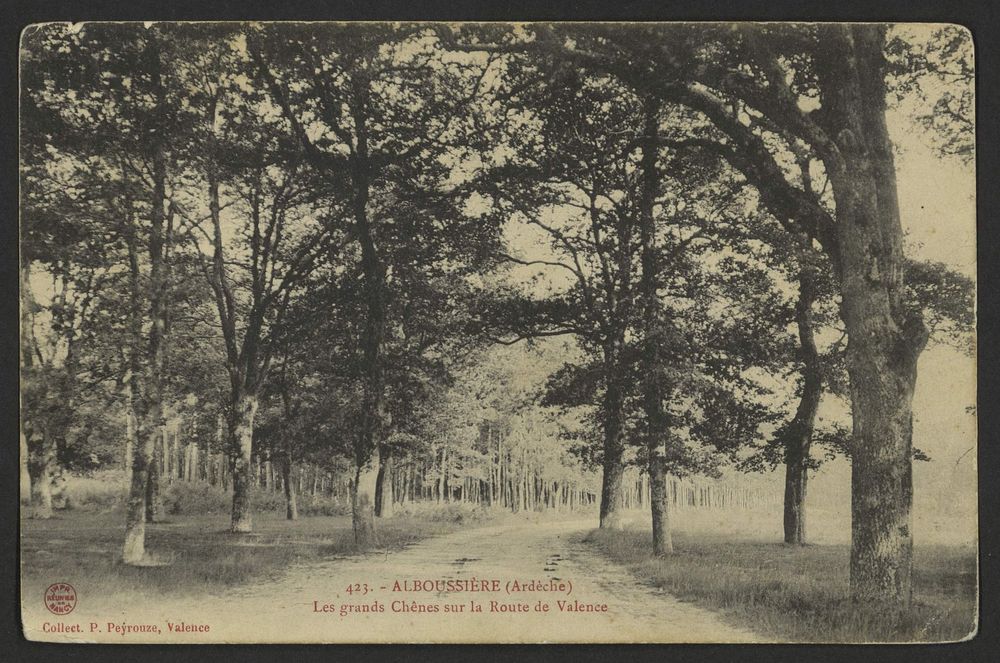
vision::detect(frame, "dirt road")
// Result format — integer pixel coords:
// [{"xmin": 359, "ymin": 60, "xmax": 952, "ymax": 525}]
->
[{"xmin": 24, "ymin": 519, "xmax": 761, "ymax": 643}]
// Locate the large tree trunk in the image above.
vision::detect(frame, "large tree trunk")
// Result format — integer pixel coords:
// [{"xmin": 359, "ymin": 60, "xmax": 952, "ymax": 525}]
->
[
  {"xmin": 350, "ymin": 97, "xmax": 388, "ymax": 545},
  {"xmin": 648, "ymin": 456, "xmax": 672, "ymax": 555},
  {"xmin": 375, "ymin": 446, "xmax": 394, "ymax": 518},
  {"xmin": 20, "ymin": 260, "xmax": 40, "ymax": 509},
  {"xmin": 229, "ymin": 392, "xmax": 259, "ymax": 533},
  {"xmin": 599, "ymin": 343, "xmax": 626, "ymax": 530},
  {"xmin": 124, "ymin": 400, "xmax": 163, "ymax": 562},
  {"xmin": 817, "ymin": 25, "xmax": 928, "ymax": 607},
  {"xmin": 34, "ymin": 430, "xmax": 56, "ymax": 519},
  {"xmin": 123, "ymin": 413, "xmax": 159, "ymax": 563},
  {"xmin": 353, "ymin": 447, "xmax": 379, "ymax": 545},
  {"xmin": 784, "ymin": 264, "xmax": 822, "ymax": 545},
  {"xmin": 637, "ymin": 99, "xmax": 673, "ymax": 555}
]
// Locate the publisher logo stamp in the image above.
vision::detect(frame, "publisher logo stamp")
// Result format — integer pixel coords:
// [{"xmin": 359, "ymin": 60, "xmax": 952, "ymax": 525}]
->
[{"xmin": 44, "ymin": 583, "xmax": 77, "ymax": 615}]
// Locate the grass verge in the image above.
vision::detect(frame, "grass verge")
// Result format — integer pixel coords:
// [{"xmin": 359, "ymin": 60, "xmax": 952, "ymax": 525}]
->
[
  {"xmin": 21, "ymin": 505, "xmax": 492, "ymax": 606},
  {"xmin": 584, "ymin": 526, "xmax": 977, "ymax": 643}
]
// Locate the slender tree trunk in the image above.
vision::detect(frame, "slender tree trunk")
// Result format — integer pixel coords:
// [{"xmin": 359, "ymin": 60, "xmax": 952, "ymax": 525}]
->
[
  {"xmin": 123, "ymin": 52, "xmax": 169, "ymax": 563},
  {"xmin": 443, "ymin": 448, "xmax": 451, "ymax": 503},
  {"xmin": 783, "ymin": 444, "xmax": 808, "ymax": 545},
  {"xmin": 784, "ymin": 264, "xmax": 822, "ymax": 545},
  {"xmin": 145, "ymin": 431, "xmax": 162, "ymax": 523},
  {"xmin": 816, "ymin": 25, "xmax": 928, "ymax": 607},
  {"xmin": 190, "ymin": 440, "xmax": 199, "ymax": 483},
  {"xmin": 18, "ymin": 252, "xmax": 35, "ymax": 505},
  {"xmin": 171, "ymin": 423, "xmax": 180, "ymax": 482},
  {"xmin": 19, "ymin": 261, "xmax": 35, "ymax": 506},
  {"xmin": 283, "ymin": 448, "xmax": 298, "ymax": 521},
  {"xmin": 229, "ymin": 392, "xmax": 259, "ymax": 533},
  {"xmin": 19, "ymin": 414, "xmax": 31, "ymax": 506},
  {"xmin": 599, "ymin": 344, "xmax": 626, "ymax": 530},
  {"xmin": 161, "ymin": 423, "xmax": 171, "ymax": 483}
]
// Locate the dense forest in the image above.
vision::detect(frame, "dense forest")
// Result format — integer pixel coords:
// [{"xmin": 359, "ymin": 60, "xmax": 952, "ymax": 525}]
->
[{"xmin": 20, "ymin": 22, "xmax": 973, "ymax": 614}]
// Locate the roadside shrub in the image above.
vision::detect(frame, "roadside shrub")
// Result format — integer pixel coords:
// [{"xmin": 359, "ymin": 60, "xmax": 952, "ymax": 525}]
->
[
  {"xmin": 249, "ymin": 486, "xmax": 286, "ymax": 512},
  {"xmin": 163, "ymin": 481, "xmax": 231, "ymax": 515},
  {"xmin": 297, "ymin": 494, "xmax": 351, "ymax": 517},
  {"xmin": 53, "ymin": 471, "xmax": 349, "ymax": 518},
  {"xmin": 60, "ymin": 472, "xmax": 124, "ymax": 512},
  {"xmin": 162, "ymin": 481, "xmax": 341, "ymax": 516}
]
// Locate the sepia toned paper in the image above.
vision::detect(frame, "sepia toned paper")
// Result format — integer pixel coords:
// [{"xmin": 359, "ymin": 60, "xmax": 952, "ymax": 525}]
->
[{"xmin": 19, "ymin": 21, "xmax": 976, "ymax": 644}]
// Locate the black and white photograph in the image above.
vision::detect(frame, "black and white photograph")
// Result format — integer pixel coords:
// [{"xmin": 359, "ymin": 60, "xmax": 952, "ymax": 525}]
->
[{"xmin": 18, "ymin": 21, "xmax": 977, "ymax": 643}]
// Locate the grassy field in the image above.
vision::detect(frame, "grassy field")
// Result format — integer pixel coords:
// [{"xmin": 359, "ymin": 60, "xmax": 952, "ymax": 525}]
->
[
  {"xmin": 21, "ymin": 503, "xmax": 492, "ymax": 606},
  {"xmin": 585, "ymin": 525, "xmax": 977, "ymax": 643}
]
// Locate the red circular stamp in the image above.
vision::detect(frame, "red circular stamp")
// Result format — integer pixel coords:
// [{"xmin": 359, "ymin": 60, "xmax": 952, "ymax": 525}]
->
[{"xmin": 44, "ymin": 583, "xmax": 77, "ymax": 615}]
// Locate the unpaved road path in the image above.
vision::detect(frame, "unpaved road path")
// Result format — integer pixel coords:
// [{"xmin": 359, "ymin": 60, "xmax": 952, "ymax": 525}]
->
[{"xmin": 25, "ymin": 519, "xmax": 760, "ymax": 643}]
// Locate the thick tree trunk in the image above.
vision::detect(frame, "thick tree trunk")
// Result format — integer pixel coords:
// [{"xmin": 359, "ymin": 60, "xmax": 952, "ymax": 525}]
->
[
  {"xmin": 637, "ymin": 99, "xmax": 674, "ymax": 555},
  {"xmin": 123, "ymin": 413, "xmax": 159, "ymax": 564},
  {"xmin": 144, "ymin": 457, "xmax": 160, "ymax": 522},
  {"xmin": 34, "ymin": 431, "xmax": 56, "ymax": 519},
  {"xmin": 283, "ymin": 450, "xmax": 298, "ymax": 521},
  {"xmin": 845, "ymin": 313, "xmax": 922, "ymax": 608},
  {"xmin": 230, "ymin": 392, "xmax": 259, "ymax": 533},
  {"xmin": 350, "ymin": 101, "xmax": 388, "ymax": 545},
  {"xmin": 816, "ymin": 25, "xmax": 928, "ymax": 607},
  {"xmin": 353, "ymin": 447, "xmax": 379, "ymax": 545},
  {"xmin": 649, "ymin": 456, "xmax": 672, "ymax": 555},
  {"xmin": 375, "ymin": 446, "xmax": 394, "ymax": 518},
  {"xmin": 122, "ymin": 281, "xmax": 166, "ymax": 562}
]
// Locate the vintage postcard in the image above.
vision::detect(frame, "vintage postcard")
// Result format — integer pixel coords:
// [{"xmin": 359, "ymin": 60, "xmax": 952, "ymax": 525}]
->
[{"xmin": 19, "ymin": 21, "xmax": 976, "ymax": 643}]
